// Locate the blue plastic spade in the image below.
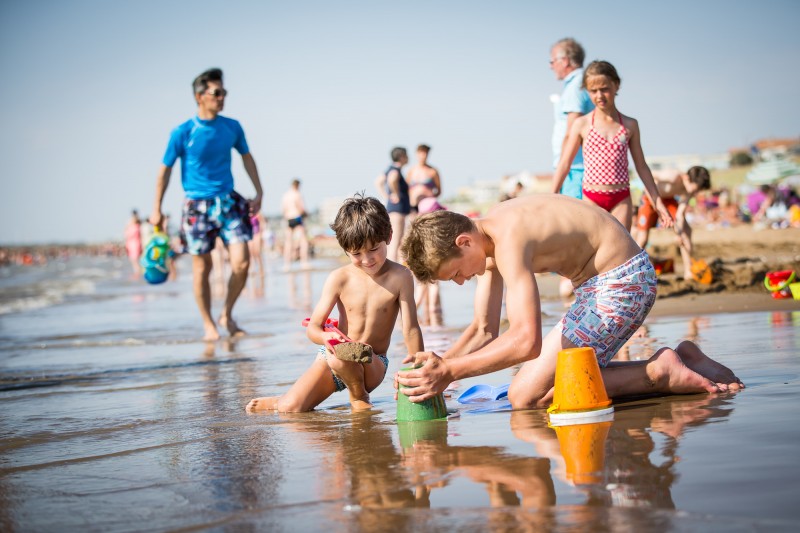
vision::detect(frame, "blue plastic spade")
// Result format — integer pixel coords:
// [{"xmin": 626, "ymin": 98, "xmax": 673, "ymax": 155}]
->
[{"xmin": 457, "ymin": 383, "xmax": 510, "ymax": 404}]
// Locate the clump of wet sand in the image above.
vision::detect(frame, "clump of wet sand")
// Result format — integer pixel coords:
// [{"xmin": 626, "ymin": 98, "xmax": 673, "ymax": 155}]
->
[{"xmin": 332, "ymin": 342, "xmax": 373, "ymax": 363}]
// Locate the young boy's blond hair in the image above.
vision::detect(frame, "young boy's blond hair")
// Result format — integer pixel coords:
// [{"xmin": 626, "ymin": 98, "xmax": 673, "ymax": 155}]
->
[{"xmin": 402, "ymin": 210, "xmax": 475, "ymax": 283}]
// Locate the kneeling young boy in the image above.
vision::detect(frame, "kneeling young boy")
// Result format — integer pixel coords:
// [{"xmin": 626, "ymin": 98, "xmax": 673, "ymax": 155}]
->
[{"xmin": 247, "ymin": 194, "xmax": 423, "ymax": 412}]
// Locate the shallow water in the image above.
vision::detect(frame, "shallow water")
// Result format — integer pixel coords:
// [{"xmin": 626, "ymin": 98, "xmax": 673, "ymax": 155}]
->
[{"xmin": 1, "ymin": 255, "xmax": 799, "ymax": 531}]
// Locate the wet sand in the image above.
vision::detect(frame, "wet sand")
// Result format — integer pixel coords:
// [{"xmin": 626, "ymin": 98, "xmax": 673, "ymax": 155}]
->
[{"xmin": 1, "ymin": 246, "xmax": 799, "ymax": 531}]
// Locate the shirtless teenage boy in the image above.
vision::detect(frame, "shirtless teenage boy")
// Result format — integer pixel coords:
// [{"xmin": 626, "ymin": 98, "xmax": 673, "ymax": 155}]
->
[
  {"xmin": 247, "ymin": 195, "xmax": 423, "ymax": 412},
  {"xmin": 397, "ymin": 195, "xmax": 743, "ymax": 409},
  {"xmin": 632, "ymin": 166, "xmax": 711, "ymax": 280}
]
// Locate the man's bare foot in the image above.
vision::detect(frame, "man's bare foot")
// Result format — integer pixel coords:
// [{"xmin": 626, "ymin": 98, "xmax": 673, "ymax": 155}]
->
[
  {"xmin": 646, "ymin": 348, "xmax": 723, "ymax": 394},
  {"xmin": 219, "ymin": 315, "xmax": 246, "ymax": 337},
  {"xmin": 676, "ymin": 340, "xmax": 745, "ymax": 391},
  {"xmin": 203, "ymin": 323, "xmax": 220, "ymax": 341},
  {"xmin": 246, "ymin": 396, "xmax": 279, "ymax": 412}
]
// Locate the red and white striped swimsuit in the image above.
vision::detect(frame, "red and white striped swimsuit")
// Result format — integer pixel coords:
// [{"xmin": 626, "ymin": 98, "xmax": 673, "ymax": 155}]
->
[{"xmin": 583, "ymin": 111, "xmax": 630, "ymax": 192}]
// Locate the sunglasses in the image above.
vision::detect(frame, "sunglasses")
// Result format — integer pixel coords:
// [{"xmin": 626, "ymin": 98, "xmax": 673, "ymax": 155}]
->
[{"xmin": 206, "ymin": 88, "xmax": 228, "ymax": 98}]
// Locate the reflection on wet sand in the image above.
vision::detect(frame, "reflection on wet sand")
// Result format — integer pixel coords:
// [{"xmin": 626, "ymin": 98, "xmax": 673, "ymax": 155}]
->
[
  {"xmin": 255, "ymin": 388, "xmax": 736, "ymax": 530},
  {"xmin": 268, "ymin": 409, "xmax": 557, "ymax": 530},
  {"xmin": 287, "ymin": 270, "xmax": 312, "ymax": 312},
  {"xmin": 197, "ymin": 338, "xmax": 285, "ymax": 523},
  {"xmin": 510, "ymin": 392, "xmax": 735, "ymax": 511}
]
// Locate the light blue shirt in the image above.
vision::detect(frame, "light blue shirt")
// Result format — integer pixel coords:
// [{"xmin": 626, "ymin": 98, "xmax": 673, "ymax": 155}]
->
[
  {"xmin": 552, "ymin": 68, "xmax": 594, "ymax": 169},
  {"xmin": 162, "ymin": 115, "xmax": 250, "ymax": 199}
]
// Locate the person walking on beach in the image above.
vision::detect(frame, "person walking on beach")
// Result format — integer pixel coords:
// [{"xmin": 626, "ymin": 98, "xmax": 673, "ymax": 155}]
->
[
  {"xmin": 549, "ymin": 37, "xmax": 593, "ymax": 200},
  {"xmin": 150, "ymin": 67, "xmax": 263, "ymax": 341},
  {"xmin": 396, "ymin": 195, "xmax": 743, "ymax": 408},
  {"xmin": 247, "ymin": 195, "xmax": 423, "ymax": 413},
  {"xmin": 124, "ymin": 209, "xmax": 143, "ymax": 276},
  {"xmin": 550, "ymin": 38, "xmax": 594, "ymax": 297},
  {"xmin": 281, "ymin": 178, "xmax": 310, "ymax": 271},
  {"xmin": 632, "ymin": 166, "xmax": 712, "ymax": 280},
  {"xmin": 376, "ymin": 147, "xmax": 410, "ymax": 262},
  {"xmin": 551, "ymin": 60, "xmax": 672, "ymax": 232}
]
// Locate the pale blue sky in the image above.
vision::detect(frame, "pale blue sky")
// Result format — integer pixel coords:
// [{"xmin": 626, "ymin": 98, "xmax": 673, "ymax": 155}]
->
[{"xmin": 2, "ymin": 0, "xmax": 798, "ymax": 244}]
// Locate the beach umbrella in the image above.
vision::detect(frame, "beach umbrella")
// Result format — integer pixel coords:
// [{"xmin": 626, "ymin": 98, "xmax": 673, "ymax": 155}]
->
[{"xmin": 746, "ymin": 158, "xmax": 800, "ymax": 184}]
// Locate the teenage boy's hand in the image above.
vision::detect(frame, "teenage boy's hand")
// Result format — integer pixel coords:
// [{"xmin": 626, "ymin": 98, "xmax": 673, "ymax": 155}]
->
[{"xmin": 395, "ymin": 351, "xmax": 453, "ymax": 402}]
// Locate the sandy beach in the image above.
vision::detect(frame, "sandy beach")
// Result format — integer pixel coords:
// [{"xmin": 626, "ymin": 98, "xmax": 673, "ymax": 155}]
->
[
  {"xmin": 641, "ymin": 225, "xmax": 800, "ymax": 315},
  {"xmin": 1, "ymin": 226, "xmax": 799, "ymax": 531}
]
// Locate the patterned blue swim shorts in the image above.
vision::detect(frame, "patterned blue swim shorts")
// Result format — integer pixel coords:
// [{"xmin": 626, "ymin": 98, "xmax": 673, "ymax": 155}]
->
[{"xmin": 181, "ymin": 190, "xmax": 252, "ymax": 255}]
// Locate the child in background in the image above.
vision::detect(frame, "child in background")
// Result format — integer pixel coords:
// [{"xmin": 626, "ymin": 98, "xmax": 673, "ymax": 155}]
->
[
  {"xmin": 247, "ymin": 195, "xmax": 423, "ymax": 412},
  {"xmin": 633, "ymin": 166, "xmax": 712, "ymax": 280},
  {"xmin": 552, "ymin": 60, "xmax": 673, "ymax": 232},
  {"xmin": 124, "ymin": 210, "xmax": 143, "ymax": 276}
]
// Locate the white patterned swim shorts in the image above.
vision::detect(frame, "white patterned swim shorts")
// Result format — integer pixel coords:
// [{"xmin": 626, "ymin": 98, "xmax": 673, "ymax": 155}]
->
[{"xmin": 560, "ymin": 250, "xmax": 656, "ymax": 367}]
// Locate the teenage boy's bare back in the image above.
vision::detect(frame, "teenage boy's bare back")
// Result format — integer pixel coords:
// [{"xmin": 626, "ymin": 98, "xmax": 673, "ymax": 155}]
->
[{"xmin": 481, "ymin": 195, "xmax": 640, "ymax": 286}]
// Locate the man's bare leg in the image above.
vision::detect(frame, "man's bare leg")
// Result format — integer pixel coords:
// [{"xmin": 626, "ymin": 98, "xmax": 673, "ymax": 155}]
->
[
  {"xmin": 247, "ymin": 358, "xmax": 338, "ymax": 412},
  {"xmin": 282, "ymin": 226, "xmax": 294, "ymax": 271},
  {"xmin": 296, "ymin": 226, "xmax": 310, "ymax": 270},
  {"xmin": 192, "ymin": 254, "xmax": 219, "ymax": 341},
  {"xmin": 219, "ymin": 242, "xmax": 249, "ymax": 337}
]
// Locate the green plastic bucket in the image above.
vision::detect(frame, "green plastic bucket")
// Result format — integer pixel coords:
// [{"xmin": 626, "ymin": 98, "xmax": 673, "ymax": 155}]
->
[
  {"xmin": 397, "ymin": 419, "xmax": 448, "ymax": 449},
  {"xmin": 396, "ymin": 367, "xmax": 448, "ymax": 422}
]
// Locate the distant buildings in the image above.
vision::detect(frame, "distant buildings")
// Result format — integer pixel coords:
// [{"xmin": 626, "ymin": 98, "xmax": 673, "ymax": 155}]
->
[{"xmin": 730, "ymin": 137, "xmax": 800, "ymax": 162}]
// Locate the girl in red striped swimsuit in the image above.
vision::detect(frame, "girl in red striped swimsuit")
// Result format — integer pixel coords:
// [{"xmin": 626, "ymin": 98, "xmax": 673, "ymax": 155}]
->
[{"xmin": 552, "ymin": 60, "xmax": 673, "ymax": 232}]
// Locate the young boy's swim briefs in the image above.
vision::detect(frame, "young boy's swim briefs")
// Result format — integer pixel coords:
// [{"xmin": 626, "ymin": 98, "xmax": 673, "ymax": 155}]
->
[
  {"xmin": 316, "ymin": 346, "xmax": 389, "ymax": 392},
  {"xmin": 560, "ymin": 250, "xmax": 656, "ymax": 367},
  {"xmin": 181, "ymin": 190, "xmax": 252, "ymax": 255}
]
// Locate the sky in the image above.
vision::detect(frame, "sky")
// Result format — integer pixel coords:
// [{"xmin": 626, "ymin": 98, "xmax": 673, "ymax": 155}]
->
[{"xmin": 1, "ymin": 0, "xmax": 799, "ymax": 245}]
